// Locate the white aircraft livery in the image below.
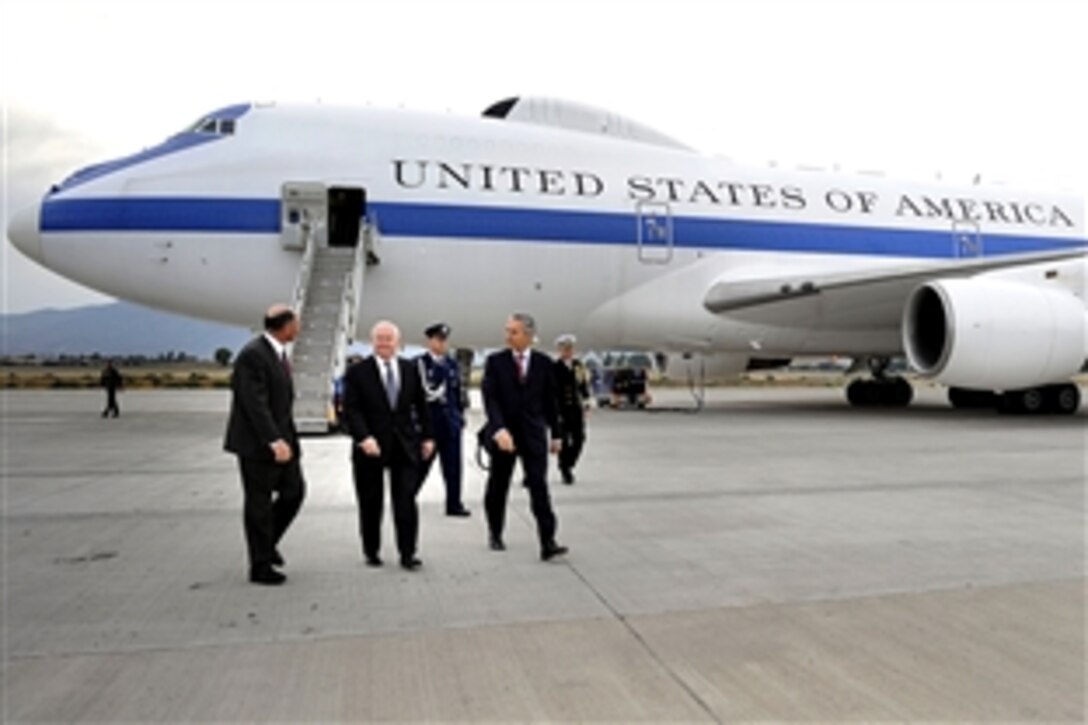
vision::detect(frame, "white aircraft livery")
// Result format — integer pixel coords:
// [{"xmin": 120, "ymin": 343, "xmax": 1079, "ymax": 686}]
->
[{"xmin": 7, "ymin": 96, "xmax": 1087, "ymax": 421}]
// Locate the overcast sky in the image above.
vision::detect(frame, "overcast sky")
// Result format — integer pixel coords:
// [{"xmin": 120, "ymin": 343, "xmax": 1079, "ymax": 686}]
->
[{"xmin": 2, "ymin": 0, "xmax": 1085, "ymax": 314}]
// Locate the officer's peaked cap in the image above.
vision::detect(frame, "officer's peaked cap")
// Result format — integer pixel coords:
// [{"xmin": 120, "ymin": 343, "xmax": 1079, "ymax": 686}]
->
[
  {"xmin": 425, "ymin": 322, "xmax": 451, "ymax": 339},
  {"xmin": 555, "ymin": 333, "xmax": 577, "ymax": 347}
]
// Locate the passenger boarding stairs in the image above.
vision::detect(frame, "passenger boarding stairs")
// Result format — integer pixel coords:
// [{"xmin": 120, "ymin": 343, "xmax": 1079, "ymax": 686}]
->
[{"xmin": 289, "ymin": 228, "xmax": 372, "ymax": 433}]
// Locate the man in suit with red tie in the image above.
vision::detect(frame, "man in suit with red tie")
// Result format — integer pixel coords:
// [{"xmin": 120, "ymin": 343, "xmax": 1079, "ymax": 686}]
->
[
  {"xmin": 343, "ymin": 321, "xmax": 435, "ymax": 570},
  {"xmin": 224, "ymin": 305, "xmax": 306, "ymax": 586},
  {"xmin": 482, "ymin": 313, "xmax": 568, "ymax": 561}
]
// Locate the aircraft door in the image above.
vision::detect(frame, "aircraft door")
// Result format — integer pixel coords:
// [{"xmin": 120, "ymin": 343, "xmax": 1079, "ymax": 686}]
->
[
  {"xmin": 328, "ymin": 187, "xmax": 367, "ymax": 248},
  {"xmin": 636, "ymin": 200, "xmax": 674, "ymax": 264},
  {"xmin": 281, "ymin": 182, "xmax": 327, "ymax": 250}
]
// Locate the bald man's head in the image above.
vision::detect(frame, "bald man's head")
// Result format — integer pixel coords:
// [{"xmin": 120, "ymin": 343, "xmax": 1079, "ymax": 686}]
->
[{"xmin": 264, "ymin": 305, "xmax": 300, "ymax": 342}]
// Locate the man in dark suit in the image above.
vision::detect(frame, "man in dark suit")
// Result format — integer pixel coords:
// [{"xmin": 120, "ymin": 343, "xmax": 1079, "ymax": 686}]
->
[
  {"xmin": 482, "ymin": 313, "xmax": 568, "ymax": 561},
  {"xmin": 343, "ymin": 320, "xmax": 435, "ymax": 570},
  {"xmin": 224, "ymin": 305, "xmax": 306, "ymax": 586},
  {"xmin": 100, "ymin": 360, "xmax": 123, "ymax": 418}
]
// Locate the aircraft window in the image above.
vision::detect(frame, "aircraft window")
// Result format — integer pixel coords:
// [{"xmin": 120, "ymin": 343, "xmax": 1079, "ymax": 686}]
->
[
  {"xmin": 180, "ymin": 114, "xmax": 240, "ymax": 136},
  {"xmin": 182, "ymin": 117, "xmax": 208, "ymax": 133}
]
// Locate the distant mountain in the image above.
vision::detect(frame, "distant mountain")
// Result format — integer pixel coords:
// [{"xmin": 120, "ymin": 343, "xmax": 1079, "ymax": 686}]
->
[{"xmin": 1, "ymin": 302, "xmax": 251, "ymax": 358}]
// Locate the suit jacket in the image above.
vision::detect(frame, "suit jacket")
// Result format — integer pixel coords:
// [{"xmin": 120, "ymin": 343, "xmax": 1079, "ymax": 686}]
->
[
  {"xmin": 224, "ymin": 336, "xmax": 300, "ymax": 461},
  {"xmin": 482, "ymin": 349, "xmax": 561, "ymax": 453},
  {"xmin": 343, "ymin": 355, "xmax": 433, "ymax": 464},
  {"xmin": 100, "ymin": 367, "xmax": 123, "ymax": 391}
]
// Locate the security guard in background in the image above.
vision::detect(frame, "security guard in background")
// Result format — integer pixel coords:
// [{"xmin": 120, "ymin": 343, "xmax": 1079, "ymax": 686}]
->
[
  {"xmin": 552, "ymin": 334, "xmax": 590, "ymax": 484},
  {"xmin": 416, "ymin": 323, "xmax": 471, "ymax": 517},
  {"xmin": 100, "ymin": 359, "xmax": 123, "ymax": 418}
]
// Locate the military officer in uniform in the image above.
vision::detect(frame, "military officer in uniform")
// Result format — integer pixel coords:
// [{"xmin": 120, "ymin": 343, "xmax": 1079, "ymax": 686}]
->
[
  {"xmin": 416, "ymin": 323, "xmax": 471, "ymax": 517},
  {"xmin": 552, "ymin": 334, "xmax": 591, "ymax": 484}
]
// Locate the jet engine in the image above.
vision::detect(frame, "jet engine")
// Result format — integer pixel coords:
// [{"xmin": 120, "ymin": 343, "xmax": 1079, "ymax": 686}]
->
[{"xmin": 902, "ymin": 278, "xmax": 1086, "ymax": 390}]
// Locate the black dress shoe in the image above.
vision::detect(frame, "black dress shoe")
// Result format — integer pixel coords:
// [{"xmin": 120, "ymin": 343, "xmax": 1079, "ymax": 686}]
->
[
  {"xmin": 561, "ymin": 468, "xmax": 575, "ymax": 485},
  {"xmin": 446, "ymin": 507, "xmax": 472, "ymax": 518},
  {"xmin": 249, "ymin": 566, "xmax": 286, "ymax": 585},
  {"xmin": 365, "ymin": 555, "xmax": 384, "ymax": 568},
  {"xmin": 270, "ymin": 550, "xmax": 285, "ymax": 567},
  {"xmin": 489, "ymin": 537, "xmax": 506, "ymax": 551},
  {"xmin": 541, "ymin": 543, "xmax": 569, "ymax": 561},
  {"xmin": 400, "ymin": 557, "xmax": 423, "ymax": 571}
]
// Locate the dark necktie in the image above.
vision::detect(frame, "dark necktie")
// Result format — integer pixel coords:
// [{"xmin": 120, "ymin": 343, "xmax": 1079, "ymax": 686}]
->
[
  {"xmin": 385, "ymin": 361, "xmax": 399, "ymax": 407},
  {"xmin": 281, "ymin": 352, "xmax": 292, "ymax": 378}
]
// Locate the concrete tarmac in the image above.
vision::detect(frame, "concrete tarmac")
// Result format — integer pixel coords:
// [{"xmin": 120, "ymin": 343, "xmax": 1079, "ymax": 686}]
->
[{"xmin": 1, "ymin": 387, "xmax": 1084, "ymax": 722}]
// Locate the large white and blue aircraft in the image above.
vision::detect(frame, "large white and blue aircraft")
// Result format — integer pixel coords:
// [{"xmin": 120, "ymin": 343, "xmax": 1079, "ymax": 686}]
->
[{"xmin": 8, "ymin": 97, "xmax": 1087, "ymax": 414}]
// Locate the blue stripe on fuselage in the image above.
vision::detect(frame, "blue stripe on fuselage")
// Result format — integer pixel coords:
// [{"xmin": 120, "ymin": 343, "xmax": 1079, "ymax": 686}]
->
[
  {"xmin": 41, "ymin": 197, "xmax": 280, "ymax": 233},
  {"xmin": 38, "ymin": 196, "xmax": 1087, "ymax": 259}
]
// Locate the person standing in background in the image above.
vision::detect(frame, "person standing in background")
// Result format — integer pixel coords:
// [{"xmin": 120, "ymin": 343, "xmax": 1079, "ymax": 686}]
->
[
  {"xmin": 100, "ymin": 360, "xmax": 123, "ymax": 418},
  {"xmin": 416, "ymin": 323, "xmax": 471, "ymax": 517},
  {"xmin": 552, "ymin": 334, "xmax": 590, "ymax": 484}
]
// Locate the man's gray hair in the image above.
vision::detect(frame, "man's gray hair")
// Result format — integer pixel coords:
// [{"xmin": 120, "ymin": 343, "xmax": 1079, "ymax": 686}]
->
[
  {"xmin": 370, "ymin": 320, "xmax": 402, "ymax": 342},
  {"xmin": 510, "ymin": 312, "xmax": 536, "ymax": 335}
]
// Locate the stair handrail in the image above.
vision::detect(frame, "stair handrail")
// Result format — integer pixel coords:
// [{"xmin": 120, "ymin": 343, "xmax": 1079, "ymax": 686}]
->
[
  {"xmin": 346, "ymin": 221, "xmax": 368, "ymax": 336},
  {"xmin": 290, "ymin": 229, "xmax": 317, "ymax": 328},
  {"xmin": 328, "ymin": 226, "xmax": 369, "ymax": 385}
]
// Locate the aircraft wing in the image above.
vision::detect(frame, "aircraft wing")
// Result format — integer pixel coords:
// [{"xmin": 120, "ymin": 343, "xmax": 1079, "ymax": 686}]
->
[{"xmin": 703, "ymin": 247, "xmax": 1087, "ymax": 329}]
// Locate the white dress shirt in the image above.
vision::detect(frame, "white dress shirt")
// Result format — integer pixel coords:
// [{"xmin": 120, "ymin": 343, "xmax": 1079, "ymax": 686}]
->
[
  {"xmin": 264, "ymin": 333, "xmax": 287, "ymax": 361},
  {"xmin": 513, "ymin": 347, "xmax": 531, "ymax": 378}
]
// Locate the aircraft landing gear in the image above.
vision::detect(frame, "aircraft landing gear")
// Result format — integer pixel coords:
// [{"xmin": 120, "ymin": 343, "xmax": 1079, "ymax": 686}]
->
[
  {"xmin": 999, "ymin": 383, "xmax": 1081, "ymax": 416},
  {"xmin": 948, "ymin": 387, "xmax": 999, "ymax": 409},
  {"xmin": 846, "ymin": 357, "xmax": 914, "ymax": 408},
  {"xmin": 1050, "ymin": 384, "xmax": 1082, "ymax": 415},
  {"xmin": 949, "ymin": 384, "xmax": 1081, "ymax": 415}
]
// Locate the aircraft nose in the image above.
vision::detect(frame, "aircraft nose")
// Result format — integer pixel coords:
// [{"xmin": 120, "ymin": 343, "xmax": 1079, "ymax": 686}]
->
[{"xmin": 7, "ymin": 202, "xmax": 42, "ymax": 263}]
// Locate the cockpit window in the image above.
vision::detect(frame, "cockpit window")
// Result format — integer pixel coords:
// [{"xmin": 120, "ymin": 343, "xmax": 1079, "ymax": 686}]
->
[
  {"xmin": 182, "ymin": 117, "xmax": 214, "ymax": 134},
  {"xmin": 49, "ymin": 103, "xmax": 252, "ymax": 195},
  {"xmin": 176, "ymin": 104, "xmax": 250, "ymax": 137},
  {"xmin": 181, "ymin": 116, "xmax": 237, "ymax": 136}
]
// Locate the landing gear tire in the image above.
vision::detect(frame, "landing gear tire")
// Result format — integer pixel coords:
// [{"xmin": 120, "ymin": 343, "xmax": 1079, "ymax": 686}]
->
[
  {"xmin": 948, "ymin": 387, "xmax": 999, "ymax": 409},
  {"xmin": 846, "ymin": 379, "xmax": 870, "ymax": 407},
  {"xmin": 1019, "ymin": 388, "xmax": 1047, "ymax": 414},
  {"xmin": 893, "ymin": 378, "xmax": 914, "ymax": 407},
  {"xmin": 999, "ymin": 384, "xmax": 1081, "ymax": 415},
  {"xmin": 847, "ymin": 377, "xmax": 914, "ymax": 408},
  {"xmin": 1050, "ymin": 384, "xmax": 1081, "ymax": 415}
]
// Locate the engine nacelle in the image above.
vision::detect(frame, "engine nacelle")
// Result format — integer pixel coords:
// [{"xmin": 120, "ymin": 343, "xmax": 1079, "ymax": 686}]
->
[{"xmin": 902, "ymin": 278, "xmax": 1086, "ymax": 390}]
